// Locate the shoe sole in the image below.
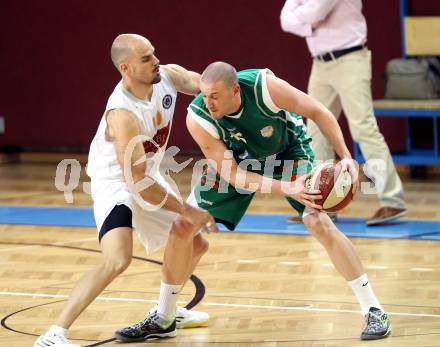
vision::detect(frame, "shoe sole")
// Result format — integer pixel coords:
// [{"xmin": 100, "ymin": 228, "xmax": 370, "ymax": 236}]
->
[
  {"xmin": 177, "ymin": 318, "xmax": 209, "ymax": 329},
  {"xmin": 114, "ymin": 330, "xmax": 177, "ymax": 342},
  {"xmin": 360, "ymin": 325, "xmax": 392, "ymax": 340},
  {"xmin": 366, "ymin": 210, "xmax": 408, "ymax": 226},
  {"xmin": 34, "ymin": 337, "xmax": 81, "ymax": 347}
]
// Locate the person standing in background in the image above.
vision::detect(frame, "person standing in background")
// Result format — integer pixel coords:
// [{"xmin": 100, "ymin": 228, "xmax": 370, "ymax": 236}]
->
[{"xmin": 280, "ymin": 0, "xmax": 407, "ymax": 226}]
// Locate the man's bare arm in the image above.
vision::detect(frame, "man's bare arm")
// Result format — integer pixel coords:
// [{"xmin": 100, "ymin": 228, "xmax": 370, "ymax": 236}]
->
[
  {"xmin": 107, "ymin": 109, "xmax": 188, "ymax": 212},
  {"xmin": 266, "ymin": 74, "xmax": 351, "ymax": 160},
  {"xmin": 108, "ymin": 109, "xmax": 218, "ymax": 230},
  {"xmin": 266, "ymin": 74, "xmax": 359, "ymax": 193},
  {"xmin": 164, "ymin": 64, "xmax": 200, "ymax": 96},
  {"xmin": 186, "ymin": 113, "xmax": 322, "ymax": 209}
]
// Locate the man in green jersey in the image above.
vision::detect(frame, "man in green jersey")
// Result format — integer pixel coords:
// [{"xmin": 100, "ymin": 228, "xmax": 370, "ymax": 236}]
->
[{"xmin": 186, "ymin": 62, "xmax": 391, "ymax": 340}]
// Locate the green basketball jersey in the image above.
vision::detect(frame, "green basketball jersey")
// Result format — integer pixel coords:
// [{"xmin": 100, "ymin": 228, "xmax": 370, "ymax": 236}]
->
[
  {"xmin": 188, "ymin": 69, "xmax": 315, "ymax": 230},
  {"xmin": 188, "ymin": 68, "xmax": 314, "ymax": 165}
]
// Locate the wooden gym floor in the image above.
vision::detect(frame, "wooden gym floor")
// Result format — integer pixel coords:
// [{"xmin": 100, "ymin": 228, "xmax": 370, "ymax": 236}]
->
[{"xmin": 0, "ymin": 158, "xmax": 439, "ymax": 346}]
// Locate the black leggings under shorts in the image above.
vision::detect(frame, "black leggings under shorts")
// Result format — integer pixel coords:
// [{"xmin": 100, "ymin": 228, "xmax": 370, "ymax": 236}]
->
[{"xmin": 98, "ymin": 204, "xmax": 133, "ymax": 242}]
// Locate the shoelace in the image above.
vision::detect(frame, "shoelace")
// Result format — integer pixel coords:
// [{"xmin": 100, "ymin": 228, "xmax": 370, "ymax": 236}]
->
[
  {"xmin": 365, "ymin": 311, "xmax": 385, "ymax": 332},
  {"xmin": 44, "ymin": 334, "xmax": 70, "ymax": 344},
  {"xmin": 176, "ymin": 308, "xmax": 187, "ymax": 319},
  {"xmin": 126, "ymin": 314, "xmax": 159, "ymax": 332},
  {"xmin": 59, "ymin": 335, "xmax": 70, "ymax": 343}
]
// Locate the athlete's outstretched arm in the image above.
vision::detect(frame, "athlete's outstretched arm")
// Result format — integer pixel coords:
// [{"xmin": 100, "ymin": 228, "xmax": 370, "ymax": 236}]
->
[
  {"xmin": 164, "ymin": 64, "xmax": 200, "ymax": 96},
  {"xmin": 107, "ymin": 109, "xmax": 217, "ymax": 230},
  {"xmin": 266, "ymin": 74, "xmax": 351, "ymax": 160},
  {"xmin": 266, "ymin": 74, "xmax": 358, "ymax": 192}
]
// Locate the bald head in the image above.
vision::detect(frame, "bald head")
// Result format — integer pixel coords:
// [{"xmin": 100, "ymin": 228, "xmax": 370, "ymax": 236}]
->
[
  {"xmin": 110, "ymin": 34, "xmax": 151, "ymax": 70},
  {"xmin": 201, "ymin": 62, "xmax": 238, "ymax": 87}
]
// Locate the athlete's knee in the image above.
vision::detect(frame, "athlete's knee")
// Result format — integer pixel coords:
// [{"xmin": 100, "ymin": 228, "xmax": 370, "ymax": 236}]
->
[
  {"xmin": 193, "ymin": 235, "xmax": 209, "ymax": 257},
  {"xmin": 304, "ymin": 214, "xmax": 336, "ymax": 244},
  {"xmin": 103, "ymin": 255, "xmax": 132, "ymax": 276},
  {"xmin": 170, "ymin": 217, "xmax": 198, "ymax": 242}
]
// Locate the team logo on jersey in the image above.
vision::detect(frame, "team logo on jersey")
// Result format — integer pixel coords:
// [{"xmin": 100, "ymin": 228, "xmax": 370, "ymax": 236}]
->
[
  {"xmin": 228, "ymin": 130, "xmax": 247, "ymax": 143},
  {"xmin": 162, "ymin": 94, "xmax": 173, "ymax": 109},
  {"xmin": 260, "ymin": 125, "xmax": 274, "ymax": 138}
]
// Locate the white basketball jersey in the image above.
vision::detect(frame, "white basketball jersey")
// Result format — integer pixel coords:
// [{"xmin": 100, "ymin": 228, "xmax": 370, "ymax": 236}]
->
[{"xmin": 87, "ymin": 68, "xmax": 177, "ymax": 181}]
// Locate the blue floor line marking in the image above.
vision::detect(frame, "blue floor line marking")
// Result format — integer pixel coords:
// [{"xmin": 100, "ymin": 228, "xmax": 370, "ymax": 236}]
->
[{"xmin": 1, "ymin": 206, "xmax": 440, "ymax": 241}]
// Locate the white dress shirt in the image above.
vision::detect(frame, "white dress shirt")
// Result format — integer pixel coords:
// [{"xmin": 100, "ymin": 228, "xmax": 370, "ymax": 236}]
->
[{"xmin": 280, "ymin": 0, "xmax": 367, "ymax": 57}]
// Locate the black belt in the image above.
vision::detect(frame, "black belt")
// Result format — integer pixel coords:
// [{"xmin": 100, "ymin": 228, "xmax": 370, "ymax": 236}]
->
[{"xmin": 316, "ymin": 45, "xmax": 365, "ymax": 62}]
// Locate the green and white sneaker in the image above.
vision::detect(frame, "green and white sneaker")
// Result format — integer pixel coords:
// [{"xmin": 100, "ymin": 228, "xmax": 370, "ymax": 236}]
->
[{"xmin": 361, "ymin": 307, "xmax": 391, "ymax": 340}]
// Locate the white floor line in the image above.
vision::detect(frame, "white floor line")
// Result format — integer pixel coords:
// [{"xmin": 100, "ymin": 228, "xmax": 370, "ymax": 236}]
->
[
  {"xmin": 237, "ymin": 259, "xmax": 259, "ymax": 264},
  {"xmin": 322, "ymin": 263, "xmax": 334, "ymax": 268},
  {"xmin": 0, "ymin": 237, "xmax": 97, "ymax": 253},
  {"xmin": 366, "ymin": 265, "xmax": 388, "ymax": 270},
  {"xmin": 410, "ymin": 267, "xmax": 434, "ymax": 272},
  {"xmin": 279, "ymin": 261, "xmax": 301, "ymax": 266},
  {"xmin": 1, "ymin": 291, "xmax": 439, "ymax": 319}
]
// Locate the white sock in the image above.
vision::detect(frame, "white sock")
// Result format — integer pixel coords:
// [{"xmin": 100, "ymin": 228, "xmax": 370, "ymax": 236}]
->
[
  {"xmin": 348, "ymin": 273, "xmax": 384, "ymax": 315},
  {"xmin": 156, "ymin": 281, "xmax": 182, "ymax": 321},
  {"xmin": 46, "ymin": 324, "xmax": 67, "ymax": 337}
]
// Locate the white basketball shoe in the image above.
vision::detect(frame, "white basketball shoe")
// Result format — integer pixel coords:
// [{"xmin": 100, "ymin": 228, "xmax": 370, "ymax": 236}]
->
[
  {"xmin": 34, "ymin": 332, "xmax": 80, "ymax": 347},
  {"xmin": 176, "ymin": 307, "xmax": 209, "ymax": 329},
  {"xmin": 149, "ymin": 306, "xmax": 209, "ymax": 329}
]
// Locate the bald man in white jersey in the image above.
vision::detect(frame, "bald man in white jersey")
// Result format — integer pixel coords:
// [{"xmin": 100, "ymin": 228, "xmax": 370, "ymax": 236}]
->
[{"xmin": 35, "ymin": 34, "xmax": 218, "ymax": 347}]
